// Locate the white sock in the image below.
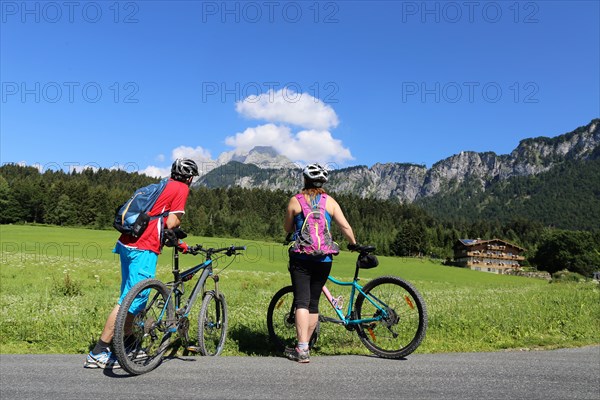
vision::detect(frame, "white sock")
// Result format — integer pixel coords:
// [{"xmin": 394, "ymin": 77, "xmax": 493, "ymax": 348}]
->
[{"xmin": 298, "ymin": 342, "xmax": 309, "ymax": 351}]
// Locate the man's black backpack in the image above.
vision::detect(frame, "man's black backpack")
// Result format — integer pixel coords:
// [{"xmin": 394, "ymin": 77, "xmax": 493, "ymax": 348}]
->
[{"xmin": 113, "ymin": 179, "xmax": 169, "ymax": 237}]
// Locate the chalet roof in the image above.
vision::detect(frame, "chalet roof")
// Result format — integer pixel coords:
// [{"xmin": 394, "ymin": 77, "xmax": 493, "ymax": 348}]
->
[{"xmin": 456, "ymin": 238, "xmax": 526, "ymax": 252}]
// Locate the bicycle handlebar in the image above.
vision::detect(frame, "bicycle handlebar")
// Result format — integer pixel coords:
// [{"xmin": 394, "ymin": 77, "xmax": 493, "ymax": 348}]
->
[
  {"xmin": 187, "ymin": 244, "xmax": 246, "ymax": 257},
  {"xmin": 348, "ymin": 244, "xmax": 376, "ymax": 254}
]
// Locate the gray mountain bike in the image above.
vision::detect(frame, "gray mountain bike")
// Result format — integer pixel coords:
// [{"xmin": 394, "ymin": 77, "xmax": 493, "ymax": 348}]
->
[{"xmin": 113, "ymin": 229, "xmax": 245, "ymax": 375}]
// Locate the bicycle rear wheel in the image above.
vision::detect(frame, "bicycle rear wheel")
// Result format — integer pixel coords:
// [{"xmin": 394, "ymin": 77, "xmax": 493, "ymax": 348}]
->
[
  {"xmin": 197, "ymin": 290, "xmax": 228, "ymax": 356},
  {"xmin": 113, "ymin": 279, "xmax": 175, "ymax": 375},
  {"xmin": 266, "ymin": 286, "xmax": 319, "ymax": 351},
  {"xmin": 354, "ymin": 276, "xmax": 427, "ymax": 359}
]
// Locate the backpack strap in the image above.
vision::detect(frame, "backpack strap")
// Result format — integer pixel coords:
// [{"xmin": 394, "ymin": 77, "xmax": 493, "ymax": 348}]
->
[
  {"xmin": 295, "ymin": 193, "xmax": 312, "ymax": 217},
  {"xmin": 145, "ymin": 179, "xmax": 170, "ymax": 216},
  {"xmin": 317, "ymin": 193, "xmax": 328, "ymax": 211},
  {"xmin": 295, "ymin": 193, "xmax": 329, "ymax": 216}
]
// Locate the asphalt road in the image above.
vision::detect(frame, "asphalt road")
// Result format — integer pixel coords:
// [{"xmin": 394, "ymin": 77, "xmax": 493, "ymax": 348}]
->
[{"xmin": 1, "ymin": 346, "xmax": 598, "ymax": 399}]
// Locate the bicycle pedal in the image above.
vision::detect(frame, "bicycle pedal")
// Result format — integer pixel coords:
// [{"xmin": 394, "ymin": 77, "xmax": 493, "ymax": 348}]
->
[{"xmin": 186, "ymin": 346, "xmax": 201, "ymax": 353}]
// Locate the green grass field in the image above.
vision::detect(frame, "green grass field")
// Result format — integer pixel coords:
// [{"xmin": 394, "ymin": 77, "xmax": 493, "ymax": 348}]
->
[{"xmin": 1, "ymin": 225, "xmax": 598, "ymax": 355}]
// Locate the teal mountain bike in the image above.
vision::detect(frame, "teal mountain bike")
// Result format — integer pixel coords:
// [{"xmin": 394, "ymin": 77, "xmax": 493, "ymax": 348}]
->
[{"xmin": 267, "ymin": 245, "xmax": 428, "ymax": 359}]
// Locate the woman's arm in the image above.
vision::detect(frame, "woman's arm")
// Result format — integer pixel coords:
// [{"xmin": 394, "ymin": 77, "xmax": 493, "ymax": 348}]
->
[
  {"xmin": 329, "ymin": 197, "xmax": 357, "ymax": 245},
  {"xmin": 284, "ymin": 197, "xmax": 300, "ymax": 233}
]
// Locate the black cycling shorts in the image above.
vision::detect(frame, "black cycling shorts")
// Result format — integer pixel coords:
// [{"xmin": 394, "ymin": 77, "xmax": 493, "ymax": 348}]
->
[{"xmin": 288, "ymin": 257, "xmax": 332, "ymax": 314}]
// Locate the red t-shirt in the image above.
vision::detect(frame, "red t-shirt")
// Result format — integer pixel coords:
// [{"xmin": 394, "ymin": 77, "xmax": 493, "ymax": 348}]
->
[{"xmin": 118, "ymin": 179, "xmax": 190, "ymax": 254}]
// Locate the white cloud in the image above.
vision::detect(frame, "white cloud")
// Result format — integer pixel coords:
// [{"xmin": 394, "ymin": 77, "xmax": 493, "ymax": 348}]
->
[
  {"xmin": 171, "ymin": 145, "xmax": 212, "ymax": 162},
  {"xmin": 224, "ymin": 124, "xmax": 353, "ymax": 165},
  {"xmin": 226, "ymin": 88, "xmax": 353, "ymax": 165},
  {"xmin": 292, "ymin": 129, "xmax": 353, "ymax": 165},
  {"xmin": 225, "ymin": 124, "xmax": 293, "ymax": 152},
  {"xmin": 140, "ymin": 165, "xmax": 171, "ymax": 178},
  {"xmin": 141, "ymin": 87, "xmax": 352, "ymax": 175},
  {"xmin": 141, "ymin": 146, "xmax": 214, "ymax": 177},
  {"xmin": 236, "ymin": 88, "xmax": 339, "ymax": 130}
]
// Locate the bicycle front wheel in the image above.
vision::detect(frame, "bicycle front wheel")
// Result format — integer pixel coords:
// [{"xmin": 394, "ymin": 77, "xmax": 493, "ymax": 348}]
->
[
  {"xmin": 266, "ymin": 286, "xmax": 319, "ymax": 351},
  {"xmin": 198, "ymin": 290, "xmax": 228, "ymax": 356},
  {"xmin": 354, "ymin": 276, "xmax": 427, "ymax": 359},
  {"xmin": 113, "ymin": 279, "xmax": 175, "ymax": 375}
]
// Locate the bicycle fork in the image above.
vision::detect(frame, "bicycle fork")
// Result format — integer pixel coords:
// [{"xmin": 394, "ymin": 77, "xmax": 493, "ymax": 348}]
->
[{"xmin": 185, "ymin": 274, "xmax": 221, "ymax": 353}]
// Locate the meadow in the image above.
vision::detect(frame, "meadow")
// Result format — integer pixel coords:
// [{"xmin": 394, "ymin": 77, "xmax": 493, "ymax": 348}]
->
[{"xmin": 1, "ymin": 225, "xmax": 598, "ymax": 356}]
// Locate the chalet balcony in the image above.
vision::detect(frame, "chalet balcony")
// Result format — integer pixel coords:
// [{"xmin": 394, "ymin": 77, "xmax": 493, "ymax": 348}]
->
[{"xmin": 466, "ymin": 251, "xmax": 524, "ymax": 260}]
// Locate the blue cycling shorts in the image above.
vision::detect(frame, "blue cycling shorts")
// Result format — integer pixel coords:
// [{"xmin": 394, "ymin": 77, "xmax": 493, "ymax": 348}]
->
[{"xmin": 113, "ymin": 242, "xmax": 158, "ymax": 315}]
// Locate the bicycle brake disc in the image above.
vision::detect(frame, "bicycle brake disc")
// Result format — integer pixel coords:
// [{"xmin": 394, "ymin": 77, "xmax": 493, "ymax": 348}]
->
[
  {"xmin": 177, "ymin": 316, "xmax": 189, "ymax": 341},
  {"xmin": 144, "ymin": 316, "xmax": 155, "ymax": 334},
  {"xmin": 383, "ymin": 307, "xmax": 399, "ymax": 327}
]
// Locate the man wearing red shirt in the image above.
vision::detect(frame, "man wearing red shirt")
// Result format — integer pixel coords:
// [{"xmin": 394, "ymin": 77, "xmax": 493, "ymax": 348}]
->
[{"xmin": 84, "ymin": 158, "xmax": 199, "ymax": 369}]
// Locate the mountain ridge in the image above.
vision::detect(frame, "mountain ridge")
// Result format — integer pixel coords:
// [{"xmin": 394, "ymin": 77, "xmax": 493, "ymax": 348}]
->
[{"xmin": 197, "ymin": 119, "xmax": 599, "ymax": 204}]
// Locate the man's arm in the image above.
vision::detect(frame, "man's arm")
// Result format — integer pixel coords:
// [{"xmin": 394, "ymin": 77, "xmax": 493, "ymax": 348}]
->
[{"xmin": 166, "ymin": 212, "xmax": 183, "ymax": 229}]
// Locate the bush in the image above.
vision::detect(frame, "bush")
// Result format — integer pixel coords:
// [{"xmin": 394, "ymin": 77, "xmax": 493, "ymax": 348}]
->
[
  {"xmin": 550, "ymin": 270, "xmax": 586, "ymax": 283},
  {"xmin": 53, "ymin": 274, "xmax": 83, "ymax": 297}
]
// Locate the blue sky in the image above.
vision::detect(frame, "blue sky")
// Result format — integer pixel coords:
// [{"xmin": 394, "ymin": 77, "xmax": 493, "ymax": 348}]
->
[{"xmin": 1, "ymin": 1, "xmax": 599, "ymax": 176}]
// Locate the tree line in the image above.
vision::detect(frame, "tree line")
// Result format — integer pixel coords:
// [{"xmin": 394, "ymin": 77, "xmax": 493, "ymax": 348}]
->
[
  {"xmin": 416, "ymin": 153, "xmax": 600, "ymax": 232},
  {"xmin": 2, "ymin": 164, "xmax": 598, "ymax": 277}
]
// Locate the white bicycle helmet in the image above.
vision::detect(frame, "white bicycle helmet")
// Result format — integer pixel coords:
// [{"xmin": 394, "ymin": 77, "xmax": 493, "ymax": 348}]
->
[
  {"xmin": 171, "ymin": 158, "xmax": 199, "ymax": 180},
  {"xmin": 303, "ymin": 163, "xmax": 328, "ymax": 186}
]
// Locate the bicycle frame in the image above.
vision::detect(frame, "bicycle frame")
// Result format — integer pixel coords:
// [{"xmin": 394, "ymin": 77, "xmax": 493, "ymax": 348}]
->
[
  {"xmin": 164, "ymin": 247, "xmax": 218, "ymax": 322},
  {"xmin": 320, "ymin": 275, "xmax": 393, "ymax": 327}
]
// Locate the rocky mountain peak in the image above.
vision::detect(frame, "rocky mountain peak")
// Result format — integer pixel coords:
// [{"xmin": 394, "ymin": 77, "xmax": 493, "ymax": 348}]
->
[
  {"xmin": 199, "ymin": 119, "xmax": 600, "ymax": 203},
  {"xmin": 216, "ymin": 146, "xmax": 294, "ymax": 169}
]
